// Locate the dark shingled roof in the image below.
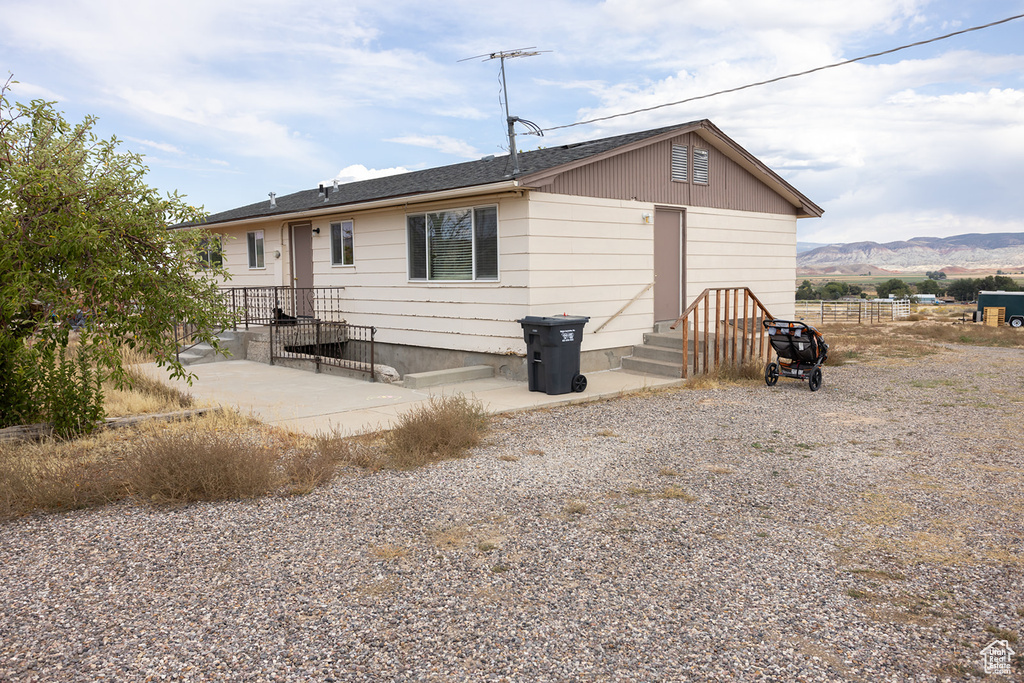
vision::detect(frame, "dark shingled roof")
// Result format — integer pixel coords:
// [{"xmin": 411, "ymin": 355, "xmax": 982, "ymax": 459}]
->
[{"xmin": 190, "ymin": 122, "xmax": 703, "ymax": 227}]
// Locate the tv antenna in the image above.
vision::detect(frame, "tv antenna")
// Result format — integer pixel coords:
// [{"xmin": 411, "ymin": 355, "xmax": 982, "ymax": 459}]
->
[{"xmin": 460, "ymin": 47, "xmax": 548, "ymax": 175}]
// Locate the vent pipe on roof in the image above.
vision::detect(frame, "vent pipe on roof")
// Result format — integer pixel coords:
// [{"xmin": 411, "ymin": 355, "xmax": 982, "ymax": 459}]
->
[
  {"xmin": 318, "ymin": 184, "xmax": 328, "ymax": 202},
  {"xmin": 268, "ymin": 192, "xmax": 276, "ymax": 208},
  {"xmin": 333, "ymin": 179, "xmax": 339, "ymax": 192}
]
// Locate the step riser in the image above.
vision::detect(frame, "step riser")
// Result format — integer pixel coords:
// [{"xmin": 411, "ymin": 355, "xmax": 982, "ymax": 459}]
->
[
  {"xmin": 643, "ymin": 332, "xmax": 720, "ymax": 350},
  {"xmin": 621, "ymin": 357, "xmax": 683, "ymax": 378},
  {"xmin": 631, "ymin": 345, "xmax": 685, "ymax": 364}
]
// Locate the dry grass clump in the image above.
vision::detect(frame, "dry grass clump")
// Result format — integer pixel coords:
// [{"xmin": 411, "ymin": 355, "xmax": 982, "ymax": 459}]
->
[
  {"xmin": 563, "ymin": 499, "xmax": 588, "ymax": 515},
  {"xmin": 900, "ymin": 322, "xmax": 1024, "ymax": 348},
  {"xmin": 2, "ymin": 392, "xmax": 493, "ymax": 519},
  {"xmin": 0, "ymin": 410, "xmax": 350, "ymax": 518},
  {"xmin": 683, "ymin": 357, "xmax": 764, "ymax": 388},
  {"xmin": 103, "ymin": 364, "xmax": 194, "ymax": 417},
  {"xmin": 385, "ymin": 394, "xmax": 489, "ymax": 469},
  {"xmin": 125, "ymin": 429, "xmax": 280, "ymax": 502},
  {"xmin": 816, "ymin": 319, "xmax": 1024, "ymax": 364},
  {"xmin": 817, "ymin": 323, "xmax": 935, "ymax": 361},
  {"xmin": 0, "ymin": 442, "xmax": 124, "ymax": 517}
]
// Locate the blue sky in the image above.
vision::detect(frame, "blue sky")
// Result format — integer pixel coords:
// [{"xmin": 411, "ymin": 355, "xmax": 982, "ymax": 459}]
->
[{"xmin": 3, "ymin": 0, "xmax": 1023, "ymax": 244}]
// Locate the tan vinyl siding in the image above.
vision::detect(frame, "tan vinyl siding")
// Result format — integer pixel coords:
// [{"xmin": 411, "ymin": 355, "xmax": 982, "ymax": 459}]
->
[
  {"xmin": 293, "ymin": 196, "xmax": 531, "ymax": 354},
  {"xmin": 536, "ymin": 133, "xmax": 797, "ymax": 216},
  {"xmin": 684, "ymin": 206, "xmax": 797, "ymax": 319},
  {"xmin": 213, "ymin": 226, "xmax": 285, "ymax": 287},
  {"xmin": 524, "ymin": 193, "xmax": 655, "ymax": 352}
]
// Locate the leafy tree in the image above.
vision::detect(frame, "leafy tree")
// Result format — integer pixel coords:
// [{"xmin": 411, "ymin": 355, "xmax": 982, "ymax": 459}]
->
[
  {"xmin": 925, "ymin": 270, "xmax": 947, "ymax": 280},
  {"xmin": 821, "ymin": 281, "xmax": 849, "ymax": 300},
  {"xmin": 1, "ymin": 77, "xmax": 233, "ymax": 434},
  {"xmin": 875, "ymin": 278, "xmax": 911, "ymax": 299},
  {"xmin": 915, "ymin": 278, "xmax": 943, "ymax": 296},
  {"xmin": 796, "ymin": 280, "xmax": 818, "ymax": 300},
  {"xmin": 945, "ymin": 278, "xmax": 980, "ymax": 302}
]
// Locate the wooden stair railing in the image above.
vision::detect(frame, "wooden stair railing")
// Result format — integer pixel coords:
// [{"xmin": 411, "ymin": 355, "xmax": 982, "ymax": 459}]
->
[{"xmin": 669, "ymin": 287, "xmax": 775, "ymax": 378}]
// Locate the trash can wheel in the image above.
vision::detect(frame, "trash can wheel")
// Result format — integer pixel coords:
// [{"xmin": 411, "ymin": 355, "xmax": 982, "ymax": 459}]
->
[{"xmin": 571, "ymin": 374, "xmax": 588, "ymax": 393}]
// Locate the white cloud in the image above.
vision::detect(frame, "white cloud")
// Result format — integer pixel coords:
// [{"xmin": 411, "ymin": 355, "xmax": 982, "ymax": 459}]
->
[
  {"xmin": 2, "ymin": 79, "xmax": 63, "ymax": 102},
  {"xmin": 386, "ymin": 135, "xmax": 481, "ymax": 158},
  {"xmin": 328, "ymin": 164, "xmax": 410, "ymax": 184},
  {"xmin": 4, "ymin": 0, "xmax": 1022, "ymax": 239},
  {"xmin": 124, "ymin": 137, "xmax": 184, "ymax": 155}
]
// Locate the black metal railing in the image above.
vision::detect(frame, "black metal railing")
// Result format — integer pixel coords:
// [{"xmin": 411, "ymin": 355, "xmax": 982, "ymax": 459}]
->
[
  {"xmin": 173, "ymin": 320, "xmax": 203, "ymax": 364},
  {"xmin": 269, "ymin": 319, "xmax": 376, "ymax": 379},
  {"xmin": 223, "ymin": 286, "xmax": 347, "ymax": 328}
]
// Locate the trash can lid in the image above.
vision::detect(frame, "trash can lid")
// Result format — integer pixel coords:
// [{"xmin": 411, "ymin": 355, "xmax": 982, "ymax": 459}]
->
[{"xmin": 518, "ymin": 315, "xmax": 590, "ymax": 326}]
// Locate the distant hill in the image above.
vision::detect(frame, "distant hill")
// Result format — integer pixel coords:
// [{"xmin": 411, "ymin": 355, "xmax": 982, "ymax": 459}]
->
[
  {"xmin": 797, "ymin": 241, "xmax": 830, "ymax": 254},
  {"xmin": 797, "ymin": 232, "xmax": 1024, "ymax": 272}
]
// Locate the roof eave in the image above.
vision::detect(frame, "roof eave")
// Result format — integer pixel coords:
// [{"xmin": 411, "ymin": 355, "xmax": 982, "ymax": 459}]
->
[{"xmin": 191, "ymin": 180, "xmax": 522, "ymax": 230}]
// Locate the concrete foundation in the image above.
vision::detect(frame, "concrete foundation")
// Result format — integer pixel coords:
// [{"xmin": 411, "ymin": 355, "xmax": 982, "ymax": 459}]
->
[
  {"xmin": 225, "ymin": 326, "xmax": 632, "ymax": 382},
  {"xmin": 369, "ymin": 341, "xmax": 633, "ymax": 382}
]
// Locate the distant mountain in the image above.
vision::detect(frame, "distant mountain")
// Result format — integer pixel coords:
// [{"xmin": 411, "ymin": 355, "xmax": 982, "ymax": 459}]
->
[
  {"xmin": 797, "ymin": 241, "xmax": 830, "ymax": 254},
  {"xmin": 797, "ymin": 232, "xmax": 1024, "ymax": 272}
]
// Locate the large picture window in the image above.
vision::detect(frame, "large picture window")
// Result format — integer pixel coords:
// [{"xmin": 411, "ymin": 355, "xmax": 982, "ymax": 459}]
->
[
  {"xmin": 407, "ymin": 206, "xmax": 498, "ymax": 281},
  {"xmin": 247, "ymin": 230, "xmax": 265, "ymax": 269},
  {"xmin": 331, "ymin": 220, "xmax": 354, "ymax": 266}
]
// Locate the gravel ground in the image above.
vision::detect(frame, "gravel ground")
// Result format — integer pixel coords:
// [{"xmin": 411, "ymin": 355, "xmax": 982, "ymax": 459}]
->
[{"xmin": 1, "ymin": 345, "xmax": 1022, "ymax": 682}]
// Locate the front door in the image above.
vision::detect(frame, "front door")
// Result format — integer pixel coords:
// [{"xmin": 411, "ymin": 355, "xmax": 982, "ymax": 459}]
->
[
  {"xmin": 290, "ymin": 223, "xmax": 314, "ymax": 318},
  {"xmin": 653, "ymin": 208, "xmax": 685, "ymax": 322}
]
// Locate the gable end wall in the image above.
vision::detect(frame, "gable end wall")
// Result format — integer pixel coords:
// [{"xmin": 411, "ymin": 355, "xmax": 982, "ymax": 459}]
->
[{"xmin": 535, "ymin": 133, "xmax": 797, "ymax": 216}]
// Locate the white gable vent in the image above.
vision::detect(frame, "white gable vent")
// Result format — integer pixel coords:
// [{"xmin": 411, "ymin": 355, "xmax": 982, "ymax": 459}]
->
[
  {"xmin": 671, "ymin": 144, "xmax": 688, "ymax": 182},
  {"xmin": 693, "ymin": 148, "xmax": 709, "ymax": 185}
]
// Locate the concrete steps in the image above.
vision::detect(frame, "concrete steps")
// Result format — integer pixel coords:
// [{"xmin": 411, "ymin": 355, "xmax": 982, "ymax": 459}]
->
[
  {"xmin": 178, "ymin": 330, "xmax": 243, "ymax": 366},
  {"xmin": 621, "ymin": 328, "xmax": 718, "ymax": 378}
]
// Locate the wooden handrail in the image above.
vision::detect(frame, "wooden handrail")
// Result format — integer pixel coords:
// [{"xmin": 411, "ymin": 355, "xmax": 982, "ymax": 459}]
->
[
  {"xmin": 669, "ymin": 287, "xmax": 775, "ymax": 379},
  {"xmin": 593, "ymin": 282, "xmax": 655, "ymax": 333}
]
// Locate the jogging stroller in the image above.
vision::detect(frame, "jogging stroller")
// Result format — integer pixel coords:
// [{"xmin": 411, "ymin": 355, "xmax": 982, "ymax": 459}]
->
[{"xmin": 763, "ymin": 320, "xmax": 829, "ymax": 392}]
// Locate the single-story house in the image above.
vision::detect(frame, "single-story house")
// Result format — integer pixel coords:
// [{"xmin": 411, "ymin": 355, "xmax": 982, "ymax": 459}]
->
[{"xmin": 190, "ymin": 119, "xmax": 822, "ymax": 379}]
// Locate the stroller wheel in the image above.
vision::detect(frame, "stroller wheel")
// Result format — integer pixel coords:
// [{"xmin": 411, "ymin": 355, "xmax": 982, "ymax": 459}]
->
[
  {"xmin": 808, "ymin": 367, "xmax": 823, "ymax": 392},
  {"xmin": 764, "ymin": 362, "xmax": 779, "ymax": 387}
]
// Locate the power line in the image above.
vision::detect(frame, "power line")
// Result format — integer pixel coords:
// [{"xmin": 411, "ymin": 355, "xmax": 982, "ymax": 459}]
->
[{"xmin": 537, "ymin": 12, "xmax": 1024, "ymax": 134}]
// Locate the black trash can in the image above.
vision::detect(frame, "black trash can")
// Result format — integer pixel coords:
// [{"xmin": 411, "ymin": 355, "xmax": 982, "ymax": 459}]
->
[{"xmin": 518, "ymin": 315, "xmax": 590, "ymax": 395}]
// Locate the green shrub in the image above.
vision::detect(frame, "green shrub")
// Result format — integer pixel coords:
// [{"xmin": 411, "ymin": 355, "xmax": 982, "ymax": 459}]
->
[
  {"xmin": 0, "ymin": 333, "xmax": 40, "ymax": 428},
  {"xmin": 39, "ymin": 343, "xmax": 105, "ymax": 438}
]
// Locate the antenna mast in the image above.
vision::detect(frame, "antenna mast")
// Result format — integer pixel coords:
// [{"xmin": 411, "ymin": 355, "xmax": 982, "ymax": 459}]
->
[{"xmin": 460, "ymin": 47, "xmax": 547, "ymax": 175}]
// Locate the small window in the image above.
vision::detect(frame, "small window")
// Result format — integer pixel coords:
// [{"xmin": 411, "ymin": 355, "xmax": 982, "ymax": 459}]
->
[
  {"xmin": 693, "ymin": 148, "xmax": 709, "ymax": 185},
  {"xmin": 247, "ymin": 230, "xmax": 265, "ymax": 269},
  {"xmin": 198, "ymin": 235, "xmax": 223, "ymax": 269},
  {"xmin": 407, "ymin": 206, "xmax": 498, "ymax": 281},
  {"xmin": 671, "ymin": 144, "xmax": 688, "ymax": 182},
  {"xmin": 331, "ymin": 220, "xmax": 354, "ymax": 266}
]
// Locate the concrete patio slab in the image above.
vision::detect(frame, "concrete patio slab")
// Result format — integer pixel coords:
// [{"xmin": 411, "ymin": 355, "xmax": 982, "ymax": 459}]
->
[{"xmin": 146, "ymin": 360, "xmax": 684, "ymax": 435}]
